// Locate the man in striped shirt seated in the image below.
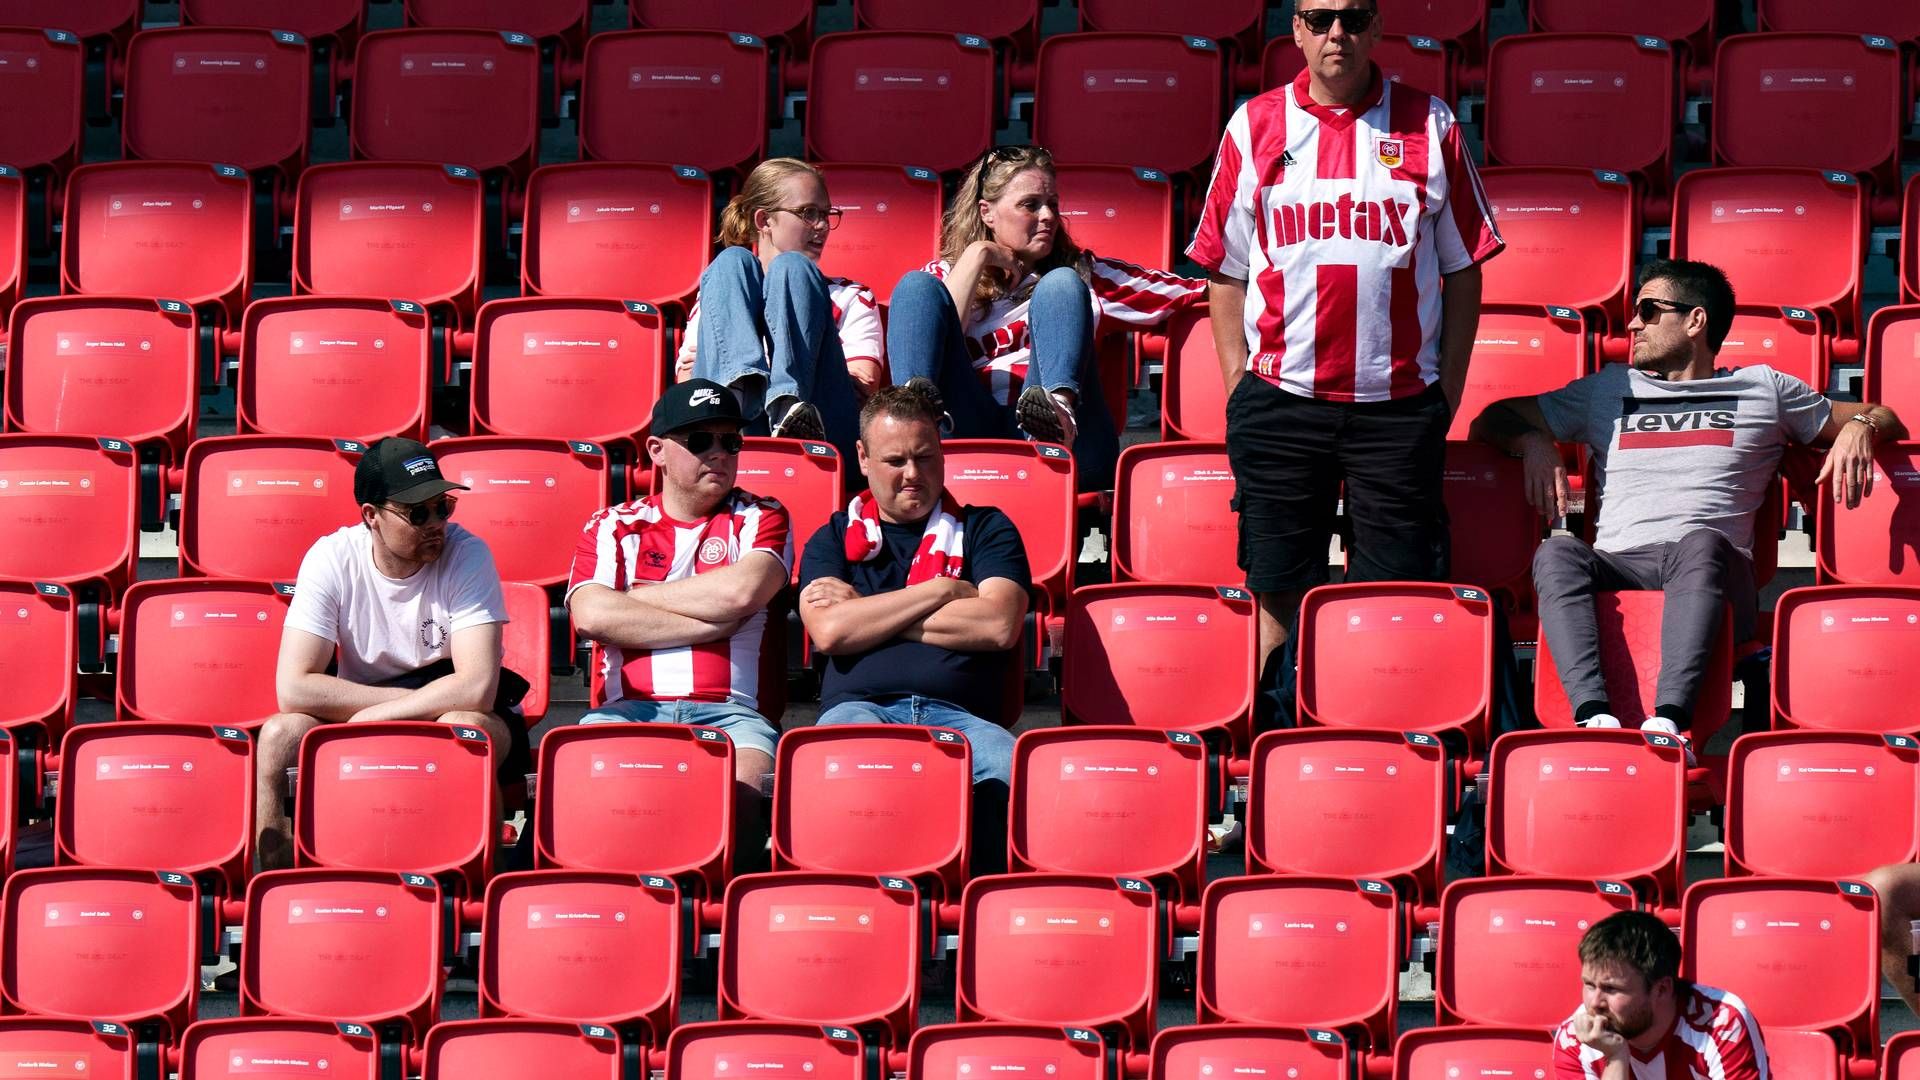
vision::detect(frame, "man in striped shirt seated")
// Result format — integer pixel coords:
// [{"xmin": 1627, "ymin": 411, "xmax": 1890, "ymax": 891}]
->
[{"xmin": 1555, "ymin": 910, "xmax": 1769, "ymax": 1079}]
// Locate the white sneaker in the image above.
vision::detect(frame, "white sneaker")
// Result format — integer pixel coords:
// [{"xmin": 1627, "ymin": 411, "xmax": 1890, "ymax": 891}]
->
[
  {"xmin": 1579, "ymin": 713, "xmax": 1622, "ymax": 729},
  {"xmin": 1640, "ymin": 717, "xmax": 1697, "ymax": 766}
]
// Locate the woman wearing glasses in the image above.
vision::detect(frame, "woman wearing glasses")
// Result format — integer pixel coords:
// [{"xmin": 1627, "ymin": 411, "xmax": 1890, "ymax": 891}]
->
[
  {"xmin": 678, "ymin": 158, "xmax": 881, "ymax": 461},
  {"xmin": 888, "ymin": 145, "xmax": 1204, "ymax": 490}
]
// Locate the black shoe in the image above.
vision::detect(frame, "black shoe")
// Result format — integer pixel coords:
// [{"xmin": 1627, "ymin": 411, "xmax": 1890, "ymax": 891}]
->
[
  {"xmin": 768, "ymin": 396, "xmax": 825, "ymax": 441},
  {"xmin": 1015, "ymin": 384, "xmax": 1075, "ymax": 445},
  {"xmin": 902, "ymin": 377, "xmax": 955, "ymax": 434}
]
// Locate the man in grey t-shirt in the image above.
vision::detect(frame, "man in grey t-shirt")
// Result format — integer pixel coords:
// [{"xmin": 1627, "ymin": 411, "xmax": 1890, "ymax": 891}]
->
[{"xmin": 1472, "ymin": 259, "xmax": 1904, "ymax": 754}]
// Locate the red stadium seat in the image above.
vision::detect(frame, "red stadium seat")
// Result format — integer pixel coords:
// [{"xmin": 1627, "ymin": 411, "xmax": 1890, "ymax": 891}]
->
[
  {"xmin": 1055, "ymin": 165, "xmax": 1173, "ymax": 273},
  {"xmin": 720, "ymin": 873, "xmax": 921, "ymax": 1046},
  {"xmin": 1486, "ymin": 730, "xmax": 1687, "ymax": 906},
  {"xmin": 1009, "ymin": 727, "xmax": 1207, "ymax": 906},
  {"xmin": 1197, "ymin": 875, "xmax": 1398, "ymax": 1053},
  {"xmin": 1867, "ymin": 304, "xmax": 1920, "ymax": 418},
  {"xmin": 5, "ymin": 296, "xmax": 199, "ymax": 464},
  {"xmin": 1529, "ymin": 0, "xmax": 1714, "ymax": 66},
  {"xmin": 1815, "ymin": 442, "xmax": 1920, "ymax": 585},
  {"xmin": 0, "ymin": 0, "xmax": 138, "ymax": 47},
  {"xmin": 121, "ymin": 27, "xmax": 310, "ymax": 179},
  {"xmin": 295, "ymin": 721, "xmax": 498, "ymax": 898},
  {"xmin": 180, "ymin": 1018, "xmax": 382, "ymax": 1080},
  {"xmin": 1447, "ymin": 304, "xmax": 1589, "ymax": 441},
  {"xmin": 1771, "ymin": 585, "xmax": 1920, "ymax": 730},
  {"xmin": 61, "ymin": 162, "xmax": 252, "ymax": 326},
  {"xmin": 1439, "ymin": 441, "xmax": 1542, "ymax": 603},
  {"xmin": 1683, "ymin": 878, "xmax": 1878, "ymax": 1064},
  {"xmin": 1159, "ymin": 308, "xmax": 1227, "ymax": 441},
  {"xmin": 1717, "ymin": 305, "xmax": 1828, "ymax": 390},
  {"xmin": 294, "ymin": 162, "xmax": 486, "ymax": 327},
  {"xmin": 1, "ymin": 867, "xmax": 198, "ymax": 1039},
  {"xmin": 853, "ymin": 0, "xmax": 1041, "ymax": 57},
  {"xmin": 430, "ymin": 437, "xmax": 610, "ymax": 588},
  {"xmin": 1247, "ymin": 729, "xmax": 1447, "ymax": 906},
  {"xmin": 1151, "ymin": 1025, "xmax": 1350, "ymax": 1080},
  {"xmin": 1726, "ymin": 729, "xmax": 1920, "ymax": 877},
  {"xmin": 1295, "ymin": 583, "xmax": 1496, "ymax": 753},
  {"xmin": 958, "ymin": 874, "xmax": 1158, "ymax": 1051},
  {"xmin": 910, "ymin": 1024, "xmax": 1107, "ymax": 1080},
  {"xmin": 733, "ymin": 437, "xmax": 844, "ymax": 582},
  {"xmin": 665, "ymin": 1022, "xmax": 866, "ymax": 1080},
  {"xmin": 1435, "ymin": 876, "xmax": 1636, "ymax": 1026},
  {"xmin": 0, "ymin": 435, "xmax": 138, "ymax": 600},
  {"xmin": 0, "ymin": 28, "xmax": 85, "ymax": 182},
  {"xmin": 1886, "ymin": 1032, "xmax": 1920, "ymax": 1080},
  {"xmin": 237, "ymin": 296, "xmax": 433, "ymax": 443},
  {"xmin": 180, "ymin": 0, "xmax": 365, "ymax": 54},
  {"xmin": 1671, "ymin": 167, "xmax": 1866, "ymax": 339},
  {"xmin": 499, "ymin": 579, "xmax": 551, "ymax": 723},
  {"xmin": 176, "ymin": 435, "xmax": 363, "ymax": 580},
  {"xmin": 1477, "ymin": 167, "xmax": 1637, "ymax": 329},
  {"xmin": 405, "ymin": 0, "xmax": 591, "ymax": 60},
  {"xmin": 1034, "ymin": 34, "xmax": 1225, "ymax": 177},
  {"xmin": 631, "ymin": 0, "xmax": 814, "ymax": 54},
  {"xmin": 350, "ymin": 29, "xmax": 540, "ymax": 186},
  {"xmin": 1767, "ymin": 1030, "xmax": 1842, "ymax": 1080},
  {"xmin": 242, "ymin": 869, "xmax": 444, "ymax": 1045},
  {"xmin": 578, "ymin": 31, "xmax": 768, "ymax": 176},
  {"xmin": 1262, "ymin": 34, "xmax": 1455, "ymax": 105},
  {"xmin": 1061, "ymin": 584, "xmax": 1256, "ymax": 753},
  {"xmin": 422, "ymin": 1020, "xmax": 625, "ymax": 1080},
  {"xmin": 1533, "ymin": 590, "xmax": 1736, "ymax": 741},
  {"xmin": 0, "ymin": 1018, "xmax": 138, "ymax": 1080},
  {"xmin": 1390, "ymin": 1028, "xmax": 1556, "ymax": 1080},
  {"xmin": 1109, "ymin": 442, "xmax": 1238, "ymax": 585},
  {"xmin": 1078, "ymin": 0, "xmax": 1262, "ymax": 50},
  {"xmin": 0, "ymin": 167, "xmax": 20, "ymax": 325},
  {"xmin": 1714, "ymin": 33, "xmax": 1906, "ymax": 197},
  {"xmin": 56, "ymin": 722, "xmax": 252, "ymax": 903},
  {"xmin": 1906, "ymin": 171, "xmax": 1920, "ymax": 304},
  {"xmin": 114, "ymin": 578, "xmax": 289, "ymax": 728},
  {"xmin": 942, "ymin": 440, "xmax": 1075, "ymax": 617},
  {"xmin": 479, "ymin": 870, "xmax": 679, "ymax": 1039},
  {"xmin": 814, "ymin": 163, "xmax": 943, "ymax": 307},
  {"xmin": 771, "ymin": 724, "xmax": 971, "ymax": 903},
  {"xmin": 1381, "ymin": 0, "xmax": 1487, "ymax": 72},
  {"xmin": 1759, "ymin": 0, "xmax": 1920, "ymax": 41},
  {"xmin": 805, "ymin": 32, "xmax": 997, "ymax": 175},
  {"xmin": 470, "ymin": 297, "xmax": 668, "ymax": 450},
  {"xmin": 520, "ymin": 162, "xmax": 713, "ymax": 309},
  {"xmin": 535, "ymin": 724, "xmax": 734, "ymax": 902},
  {"xmin": 1483, "ymin": 33, "xmax": 1677, "ymax": 190},
  {"xmin": 0, "ymin": 580, "xmax": 76, "ymax": 752}
]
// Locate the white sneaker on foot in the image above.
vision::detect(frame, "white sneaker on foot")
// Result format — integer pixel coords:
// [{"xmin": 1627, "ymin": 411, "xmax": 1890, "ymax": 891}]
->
[{"xmin": 1640, "ymin": 716, "xmax": 1696, "ymax": 766}]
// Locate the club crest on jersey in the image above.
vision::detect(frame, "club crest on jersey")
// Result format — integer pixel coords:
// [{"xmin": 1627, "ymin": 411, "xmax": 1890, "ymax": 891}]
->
[
  {"xmin": 1376, "ymin": 139, "xmax": 1404, "ymax": 168},
  {"xmin": 698, "ymin": 537, "xmax": 728, "ymax": 564}
]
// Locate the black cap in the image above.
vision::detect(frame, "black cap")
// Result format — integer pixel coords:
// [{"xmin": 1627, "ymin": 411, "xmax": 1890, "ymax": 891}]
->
[
  {"xmin": 354, "ymin": 437, "xmax": 468, "ymax": 506},
  {"xmin": 652, "ymin": 378, "xmax": 745, "ymax": 437}
]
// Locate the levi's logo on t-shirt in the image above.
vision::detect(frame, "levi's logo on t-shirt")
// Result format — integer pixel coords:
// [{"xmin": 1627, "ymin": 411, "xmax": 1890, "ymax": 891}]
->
[
  {"xmin": 1614, "ymin": 395, "xmax": 1739, "ymax": 449},
  {"xmin": 1270, "ymin": 194, "xmax": 1414, "ymax": 249}
]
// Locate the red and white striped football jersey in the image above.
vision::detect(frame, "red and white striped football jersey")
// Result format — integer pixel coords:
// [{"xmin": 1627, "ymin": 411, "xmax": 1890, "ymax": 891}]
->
[
  {"xmin": 1187, "ymin": 65, "xmax": 1504, "ymax": 403},
  {"xmin": 921, "ymin": 254, "xmax": 1204, "ymax": 404},
  {"xmin": 1553, "ymin": 983, "xmax": 1770, "ymax": 1080},
  {"xmin": 566, "ymin": 491, "xmax": 791, "ymax": 711},
  {"xmin": 677, "ymin": 275, "xmax": 884, "ymax": 370}
]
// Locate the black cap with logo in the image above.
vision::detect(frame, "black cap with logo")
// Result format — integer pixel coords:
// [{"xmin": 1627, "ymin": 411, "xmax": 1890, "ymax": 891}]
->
[
  {"xmin": 652, "ymin": 378, "xmax": 746, "ymax": 437},
  {"xmin": 353, "ymin": 437, "xmax": 468, "ymax": 506}
]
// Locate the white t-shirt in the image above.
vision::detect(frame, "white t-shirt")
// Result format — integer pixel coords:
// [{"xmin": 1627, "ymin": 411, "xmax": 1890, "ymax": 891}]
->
[{"xmin": 284, "ymin": 523, "xmax": 509, "ymax": 685}]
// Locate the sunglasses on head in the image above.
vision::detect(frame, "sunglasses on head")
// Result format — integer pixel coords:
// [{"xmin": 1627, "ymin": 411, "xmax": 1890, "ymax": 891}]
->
[
  {"xmin": 1296, "ymin": 7, "xmax": 1377, "ymax": 34},
  {"xmin": 973, "ymin": 144, "xmax": 1046, "ymax": 205},
  {"xmin": 384, "ymin": 497, "xmax": 456, "ymax": 527},
  {"xmin": 1635, "ymin": 297, "xmax": 1699, "ymax": 323},
  {"xmin": 672, "ymin": 431, "xmax": 745, "ymax": 456}
]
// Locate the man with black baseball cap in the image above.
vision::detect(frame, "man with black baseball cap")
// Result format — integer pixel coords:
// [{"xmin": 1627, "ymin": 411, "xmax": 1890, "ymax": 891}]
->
[
  {"xmin": 257, "ymin": 436, "xmax": 518, "ymax": 871},
  {"xmin": 567, "ymin": 379, "xmax": 793, "ymax": 831}
]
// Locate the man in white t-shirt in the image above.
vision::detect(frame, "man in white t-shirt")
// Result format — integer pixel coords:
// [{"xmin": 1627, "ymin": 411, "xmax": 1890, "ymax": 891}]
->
[{"xmin": 257, "ymin": 437, "xmax": 515, "ymax": 871}]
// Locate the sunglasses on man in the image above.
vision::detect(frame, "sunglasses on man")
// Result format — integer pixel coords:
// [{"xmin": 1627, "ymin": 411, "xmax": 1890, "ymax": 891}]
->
[
  {"xmin": 670, "ymin": 431, "xmax": 746, "ymax": 456},
  {"xmin": 1634, "ymin": 297, "xmax": 1700, "ymax": 323},
  {"xmin": 383, "ymin": 497, "xmax": 457, "ymax": 527},
  {"xmin": 1296, "ymin": 7, "xmax": 1377, "ymax": 34}
]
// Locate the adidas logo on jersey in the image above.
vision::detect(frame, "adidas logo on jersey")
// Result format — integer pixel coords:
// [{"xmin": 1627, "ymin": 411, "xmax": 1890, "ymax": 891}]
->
[{"xmin": 1269, "ymin": 194, "xmax": 1414, "ymax": 248}]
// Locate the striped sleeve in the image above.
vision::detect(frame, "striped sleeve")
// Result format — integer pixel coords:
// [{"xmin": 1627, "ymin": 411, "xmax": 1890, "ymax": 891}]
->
[
  {"xmin": 566, "ymin": 507, "xmax": 623, "ymax": 601},
  {"xmin": 833, "ymin": 279, "xmax": 884, "ymax": 366},
  {"xmin": 1551, "ymin": 1017, "xmax": 1602, "ymax": 1080},
  {"xmin": 1186, "ymin": 103, "xmax": 1256, "ymax": 279},
  {"xmin": 1089, "ymin": 255, "xmax": 1206, "ymax": 331},
  {"xmin": 1430, "ymin": 98, "xmax": 1503, "ymax": 274},
  {"xmin": 737, "ymin": 496, "xmax": 793, "ymax": 573}
]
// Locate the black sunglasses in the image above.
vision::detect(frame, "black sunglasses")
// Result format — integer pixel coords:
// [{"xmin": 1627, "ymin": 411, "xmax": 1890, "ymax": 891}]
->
[
  {"xmin": 384, "ymin": 497, "xmax": 456, "ymax": 527},
  {"xmin": 1635, "ymin": 297, "xmax": 1699, "ymax": 323},
  {"xmin": 973, "ymin": 144, "xmax": 1045, "ymax": 206},
  {"xmin": 1297, "ymin": 7, "xmax": 1377, "ymax": 34},
  {"xmin": 671, "ymin": 431, "xmax": 745, "ymax": 456}
]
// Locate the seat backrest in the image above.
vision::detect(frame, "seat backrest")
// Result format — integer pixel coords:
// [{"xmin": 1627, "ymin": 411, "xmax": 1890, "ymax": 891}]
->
[
  {"xmin": 1197, "ymin": 875, "xmax": 1398, "ymax": 1051},
  {"xmin": 1726, "ymin": 729, "xmax": 1920, "ymax": 877},
  {"xmin": 1054, "ymin": 165, "xmax": 1173, "ymax": 273},
  {"xmin": 1263, "ymin": 34, "xmax": 1454, "ymax": 103},
  {"xmin": 1713, "ymin": 33, "xmax": 1903, "ymax": 184},
  {"xmin": 116, "ymin": 577, "xmax": 290, "ymax": 727},
  {"xmin": 1160, "ymin": 307, "xmax": 1226, "ymax": 440},
  {"xmin": 1671, "ymin": 167, "xmax": 1864, "ymax": 334},
  {"xmin": 471, "ymin": 297, "xmax": 667, "ymax": 446},
  {"xmin": 431, "ymin": 437, "xmax": 610, "ymax": 588},
  {"xmin": 479, "ymin": 870, "xmax": 679, "ymax": 1039},
  {"xmin": 349, "ymin": 28, "xmax": 539, "ymax": 183},
  {"xmin": 1248, "ymin": 729, "xmax": 1446, "ymax": 904},
  {"xmin": 1061, "ymin": 584, "xmax": 1255, "ymax": 752},
  {"xmin": 499, "ymin": 580, "xmax": 550, "ymax": 723},
  {"xmin": 1758, "ymin": 0, "xmax": 1920, "ymax": 40},
  {"xmin": 1448, "ymin": 304, "xmax": 1590, "ymax": 440},
  {"xmin": 180, "ymin": 0, "xmax": 366, "ymax": 47},
  {"xmin": 421, "ymin": 1020, "xmax": 625, "ymax": 1080},
  {"xmin": 1390, "ymin": 1027, "xmax": 1556, "ymax": 1080},
  {"xmin": 1109, "ymin": 441, "xmax": 1238, "ymax": 585},
  {"xmin": 804, "ymin": 32, "xmax": 997, "ymax": 174},
  {"xmin": 1295, "ymin": 583, "xmax": 1495, "ymax": 746},
  {"xmin": 720, "ymin": 873, "xmax": 921, "ymax": 1046},
  {"xmin": 1815, "ymin": 442, "xmax": 1920, "ymax": 585},
  {"xmin": 1529, "ymin": 0, "xmax": 1713, "ymax": 46},
  {"xmin": 2, "ymin": 867, "xmax": 199, "ymax": 1038},
  {"xmin": 0, "ymin": 167, "xmax": 25, "ymax": 325},
  {"xmin": 1079, "ymin": 0, "xmax": 1261, "ymax": 43},
  {"xmin": 631, "ymin": 0, "xmax": 814, "ymax": 46},
  {"xmin": 1683, "ymin": 878, "xmax": 1877, "ymax": 1052},
  {"xmin": 0, "ymin": 28, "xmax": 84, "ymax": 177},
  {"xmin": 1716, "ymin": 305, "xmax": 1827, "ymax": 390},
  {"xmin": 293, "ymin": 162, "xmax": 485, "ymax": 324},
  {"xmin": 0, "ymin": 580, "xmax": 76, "ymax": 747},
  {"xmin": 0, "ymin": 0, "xmax": 143, "ymax": 42},
  {"xmin": 1486, "ymin": 730, "xmax": 1687, "ymax": 903},
  {"xmin": 772, "ymin": 724, "xmax": 971, "ymax": 900},
  {"xmin": 940, "ymin": 440, "xmax": 1075, "ymax": 606},
  {"xmin": 0, "ymin": 1018, "xmax": 139, "ymax": 1080},
  {"xmin": 520, "ymin": 162, "xmax": 713, "ymax": 308},
  {"xmin": 1887, "ymin": 1032, "xmax": 1920, "ymax": 1080},
  {"xmin": 1533, "ymin": 590, "xmax": 1735, "ymax": 741},
  {"xmin": 854, "ymin": 0, "xmax": 1040, "ymax": 41},
  {"xmin": 1906, "ymin": 174, "xmax": 1920, "ymax": 303},
  {"xmin": 122, "ymin": 26, "xmax": 310, "ymax": 176},
  {"xmin": 814, "ymin": 164, "xmax": 943, "ymax": 308},
  {"xmin": 61, "ymin": 161, "xmax": 253, "ymax": 324},
  {"xmin": 1435, "ymin": 876, "xmax": 1636, "ymax": 1027},
  {"xmin": 578, "ymin": 30, "xmax": 768, "ymax": 174},
  {"xmin": 0, "ymin": 435, "xmax": 138, "ymax": 598},
  {"xmin": 909, "ymin": 1024, "xmax": 1107, "ymax": 1080},
  {"xmin": 1867, "ymin": 304, "xmax": 1920, "ymax": 419},
  {"xmin": 1034, "ymin": 33, "xmax": 1224, "ymax": 176},
  {"xmin": 664, "ymin": 1022, "xmax": 866, "ymax": 1080},
  {"xmin": 1477, "ymin": 167, "xmax": 1636, "ymax": 321},
  {"xmin": 1438, "ymin": 441, "xmax": 1541, "ymax": 598},
  {"xmin": 238, "ymin": 296, "xmax": 433, "ymax": 443},
  {"xmin": 1149, "ymin": 1024, "xmax": 1350, "ymax": 1080},
  {"xmin": 732, "ymin": 438, "xmax": 843, "ymax": 582},
  {"xmin": 958, "ymin": 874, "xmax": 1158, "ymax": 1051},
  {"xmin": 1485, "ymin": 33, "xmax": 1676, "ymax": 179},
  {"xmin": 180, "ymin": 1018, "xmax": 382, "ymax": 1080},
  {"xmin": 1771, "ymin": 585, "xmax": 1920, "ymax": 729},
  {"xmin": 5, "ymin": 296, "xmax": 198, "ymax": 459},
  {"xmin": 177, "ymin": 435, "xmax": 364, "ymax": 580},
  {"xmin": 1763, "ymin": 1029, "xmax": 1841, "ymax": 1080},
  {"xmin": 404, "ymin": 0, "xmax": 591, "ymax": 44}
]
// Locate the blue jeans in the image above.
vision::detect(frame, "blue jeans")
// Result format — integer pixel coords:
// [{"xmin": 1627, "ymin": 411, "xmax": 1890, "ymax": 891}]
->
[
  {"xmin": 694, "ymin": 247, "xmax": 862, "ymax": 462},
  {"xmin": 885, "ymin": 267, "xmax": 1119, "ymax": 490},
  {"xmin": 815, "ymin": 694, "xmax": 1015, "ymax": 787}
]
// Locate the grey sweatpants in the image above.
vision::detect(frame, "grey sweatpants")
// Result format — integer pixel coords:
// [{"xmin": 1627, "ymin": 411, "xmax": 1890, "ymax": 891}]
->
[{"xmin": 1533, "ymin": 528, "xmax": 1756, "ymax": 726}]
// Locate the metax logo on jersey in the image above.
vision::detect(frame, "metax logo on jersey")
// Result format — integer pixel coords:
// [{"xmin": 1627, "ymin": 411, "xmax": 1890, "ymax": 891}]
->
[{"xmin": 1270, "ymin": 193, "xmax": 1415, "ymax": 249}]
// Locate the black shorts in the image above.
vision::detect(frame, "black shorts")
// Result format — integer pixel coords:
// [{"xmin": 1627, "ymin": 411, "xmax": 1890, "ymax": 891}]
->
[{"xmin": 1225, "ymin": 374, "xmax": 1452, "ymax": 595}]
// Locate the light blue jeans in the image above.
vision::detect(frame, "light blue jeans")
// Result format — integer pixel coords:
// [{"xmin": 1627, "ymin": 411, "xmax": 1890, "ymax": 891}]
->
[
  {"xmin": 578, "ymin": 697, "xmax": 779, "ymax": 758},
  {"xmin": 815, "ymin": 694, "xmax": 1015, "ymax": 787},
  {"xmin": 884, "ymin": 266, "xmax": 1118, "ymax": 490},
  {"xmin": 694, "ymin": 246, "xmax": 862, "ymax": 462}
]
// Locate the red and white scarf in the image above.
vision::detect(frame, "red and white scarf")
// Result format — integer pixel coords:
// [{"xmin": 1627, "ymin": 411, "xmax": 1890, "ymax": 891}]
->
[{"xmin": 844, "ymin": 490, "xmax": 966, "ymax": 584}]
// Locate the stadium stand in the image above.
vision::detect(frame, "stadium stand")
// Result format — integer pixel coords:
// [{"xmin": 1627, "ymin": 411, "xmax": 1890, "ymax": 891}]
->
[
  {"xmin": 629, "ymin": 0, "xmax": 813, "ymax": 56},
  {"xmin": 1476, "ymin": 166, "xmax": 1637, "ymax": 332},
  {"xmin": 174, "ymin": 434, "xmax": 363, "ymax": 580},
  {"xmin": 910, "ymin": 1024, "xmax": 1106, "ymax": 1080},
  {"xmin": 0, "ymin": 28, "xmax": 85, "ymax": 185},
  {"xmin": 236, "ymin": 296, "xmax": 433, "ymax": 443},
  {"xmin": 420, "ymin": 1019, "xmax": 627, "ymax": 1080},
  {"xmin": 1771, "ymin": 584, "xmax": 1920, "ymax": 730},
  {"xmin": 1390, "ymin": 1027, "xmax": 1557, "ymax": 1079},
  {"xmin": 1712, "ymin": 33, "xmax": 1906, "ymax": 204},
  {"xmin": 293, "ymin": 162, "xmax": 486, "ymax": 327},
  {"xmin": 519, "ymin": 161, "xmax": 712, "ymax": 309},
  {"xmin": 1725, "ymin": 728, "xmax": 1920, "ymax": 877},
  {"xmin": 0, "ymin": 434, "xmax": 139, "ymax": 600},
  {"xmin": 404, "ymin": 0, "xmax": 592, "ymax": 61},
  {"xmin": 112, "ymin": 577, "xmax": 289, "ymax": 727},
  {"xmin": 468, "ymin": 296, "xmax": 668, "ymax": 453},
  {"xmin": 1435, "ymin": 876, "xmax": 1636, "ymax": 1027},
  {"xmin": 5, "ymin": 295, "xmax": 199, "ymax": 463},
  {"xmin": 1151, "ymin": 1025, "xmax": 1350, "ymax": 1080},
  {"xmin": 804, "ymin": 32, "xmax": 997, "ymax": 175},
  {"xmin": 1108, "ymin": 441, "xmax": 1238, "ymax": 585},
  {"xmin": 576, "ymin": 30, "xmax": 769, "ymax": 176},
  {"xmin": 0, "ymin": 1017, "xmax": 141, "ymax": 1080},
  {"xmin": 1061, "ymin": 583, "xmax": 1256, "ymax": 756},
  {"xmin": 349, "ymin": 29, "xmax": 541, "ymax": 188},
  {"xmin": 178, "ymin": 0, "xmax": 364, "ymax": 53},
  {"xmin": 665, "ymin": 1022, "xmax": 866, "ymax": 1080},
  {"xmin": 60, "ymin": 162, "xmax": 253, "ymax": 327},
  {"xmin": 120, "ymin": 27, "xmax": 311, "ymax": 182},
  {"xmin": 178, "ymin": 1017, "xmax": 384, "ymax": 1080},
  {"xmin": 1483, "ymin": 33, "xmax": 1678, "ymax": 198},
  {"xmin": 1033, "ymin": 34, "xmax": 1225, "ymax": 179}
]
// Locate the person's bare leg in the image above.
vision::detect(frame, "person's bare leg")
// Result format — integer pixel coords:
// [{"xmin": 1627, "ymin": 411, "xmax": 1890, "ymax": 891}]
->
[
  {"xmin": 1864, "ymin": 863, "xmax": 1920, "ymax": 1015},
  {"xmin": 733, "ymin": 747, "xmax": 774, "ymax": 875},
  {"xmin": 1255, "ymin": 590, "xmax": 1304, "ymax": 696},
  {"xmin": 255, "ymin": 712, "xmax": 324, "ymax": 873}
]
